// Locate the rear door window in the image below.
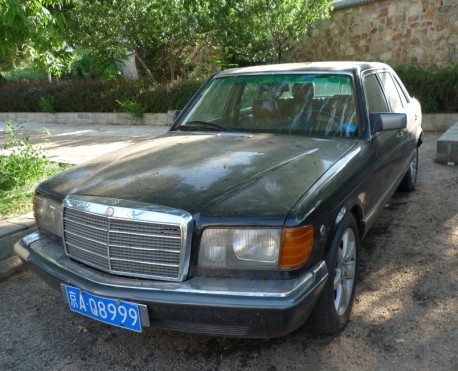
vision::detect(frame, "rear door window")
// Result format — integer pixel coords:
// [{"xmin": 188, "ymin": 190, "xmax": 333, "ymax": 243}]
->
[{"xmin": 378, "ymin": 72, "xmax": 404, "ymax": 112}]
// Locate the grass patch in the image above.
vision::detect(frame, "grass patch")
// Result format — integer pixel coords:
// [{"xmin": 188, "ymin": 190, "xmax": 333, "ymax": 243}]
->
[
  {"xmin": 0, "ymin": 122, "xmax": 72, "ymax": 219},
  {"xmin": 0, "ymin": 162, "xmax": 71, "ymax": 219}
]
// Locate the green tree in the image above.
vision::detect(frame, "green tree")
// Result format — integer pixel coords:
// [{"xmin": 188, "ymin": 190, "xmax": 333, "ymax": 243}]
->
[
  {"xmin": 68, "ymin": 0, "xmax": 198, "ymax": 81},
  {"xmin": 0, "ymin": 0, "xmax": 69, "ymax": 79},
  {"xmin": 203, "ymin": 0, "xmax": 333, "ymax": 65},
  {"xmin": 68, "ymin": 0, "xmax": 334, "ymax": 80},
  {"xmin": 1, "ymin": 0, "xmax": 334, "ymax": 82}
]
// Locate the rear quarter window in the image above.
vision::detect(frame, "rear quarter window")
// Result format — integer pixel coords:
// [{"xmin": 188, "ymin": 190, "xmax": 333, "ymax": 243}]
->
[{"xmin": 363, "ymin": 74, "xmax": 389, "ymax": 113}]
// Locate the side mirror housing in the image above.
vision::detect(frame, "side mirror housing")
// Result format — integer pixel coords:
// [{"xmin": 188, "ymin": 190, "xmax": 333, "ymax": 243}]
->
[
  {"xmin": 174, "ymin": 110, "xmax": 182, "ymax": 122},
  {"xmin": 168, "ymin": 109, "xmax": 182, "ymax": 125},
  {"xmin": 370, "ymin": 113, "xmax": 407, "ymax": 134}
]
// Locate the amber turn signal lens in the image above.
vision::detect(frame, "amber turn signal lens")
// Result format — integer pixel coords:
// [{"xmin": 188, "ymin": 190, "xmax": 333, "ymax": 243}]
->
[{"xmin": 279, "ymin": 226, "xmax": 314, "ymax": 270}]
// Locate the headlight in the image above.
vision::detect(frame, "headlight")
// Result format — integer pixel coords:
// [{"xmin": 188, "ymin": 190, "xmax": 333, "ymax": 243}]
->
[
  {"xmin": 198, "ymin": 229, "xmax": 281, "ymax": 269},
  {"xmin": 198, "ymin": 226, "xmax": 314, "ymax": 270},
  {"xmin": 34, "ymin": 193, "xmax": 63, "ymax": 237}
]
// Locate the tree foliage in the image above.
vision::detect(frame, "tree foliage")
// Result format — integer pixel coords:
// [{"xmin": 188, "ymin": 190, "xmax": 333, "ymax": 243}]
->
[
  {"xmin": 67, "ymin": 0, "xmax": 199, "ymax": 81},
  {"xmin": 0, "ymin": 0, "xmax": 69, "ymax": 78},
  {"xmin": 199, "ymin": 0, "xmax": 333, "ymax": 65},
  {"xmin": 2, "ymin": 0, "xmax": 334, "ymax": 81}
]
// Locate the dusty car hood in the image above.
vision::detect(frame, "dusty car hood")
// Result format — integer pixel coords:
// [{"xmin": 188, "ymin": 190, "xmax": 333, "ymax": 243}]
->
[{"xmin": 41, "ymin": 132, "xmax": 357, "ymax": 220}]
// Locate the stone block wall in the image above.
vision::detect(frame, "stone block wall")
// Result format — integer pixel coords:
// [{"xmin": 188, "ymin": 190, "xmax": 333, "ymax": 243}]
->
[{"xmin": 287, "ymin": 0, "xmax": 458, "ymax": 66}]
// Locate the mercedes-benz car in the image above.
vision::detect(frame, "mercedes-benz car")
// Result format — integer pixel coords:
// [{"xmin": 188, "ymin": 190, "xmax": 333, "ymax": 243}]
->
[{"xmin": 15, "ymin": 62, "xmax": 422, "ymax": 338}]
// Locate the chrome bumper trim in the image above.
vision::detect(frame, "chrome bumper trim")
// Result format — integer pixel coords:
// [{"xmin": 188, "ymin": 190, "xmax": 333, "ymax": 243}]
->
[{"xmin": 17, "ymin": 232, "xmax": 328, "ymax": 301}]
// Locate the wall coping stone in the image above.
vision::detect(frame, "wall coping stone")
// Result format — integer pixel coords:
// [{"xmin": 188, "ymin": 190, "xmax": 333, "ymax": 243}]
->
[
  {"xmin": 1, "ymin": 112, "xmax": 457, "ymax": 132},
  {"xmin": 332, "ymin": 0, "xmax": 381, "ymax": 9}
]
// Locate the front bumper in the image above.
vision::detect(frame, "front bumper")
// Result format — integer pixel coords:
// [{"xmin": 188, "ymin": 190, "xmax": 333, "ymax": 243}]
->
[{"xmin": 14, "ymin": 232, "xmax": 328, "ymax": 338}]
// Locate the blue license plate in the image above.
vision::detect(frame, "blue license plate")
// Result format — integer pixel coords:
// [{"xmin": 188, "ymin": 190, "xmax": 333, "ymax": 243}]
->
[{"xmin": 63, "ymin": 285, "xmax": 143, "ymax": 332}]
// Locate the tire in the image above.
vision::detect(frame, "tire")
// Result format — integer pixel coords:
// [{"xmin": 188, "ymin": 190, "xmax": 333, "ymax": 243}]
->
[
  {"xmin": 309, "ymin": 212, "xmax": 359, "ymax": 335},
  {"xmin": 399, "ymin": 147, "xmax": 418, "ymax": 191}
]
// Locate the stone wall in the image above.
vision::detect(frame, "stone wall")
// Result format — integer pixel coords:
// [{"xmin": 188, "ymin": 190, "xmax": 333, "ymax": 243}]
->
[{"xmin": 288, "ymin": 0, "xmax": 458, "ymax": 66}]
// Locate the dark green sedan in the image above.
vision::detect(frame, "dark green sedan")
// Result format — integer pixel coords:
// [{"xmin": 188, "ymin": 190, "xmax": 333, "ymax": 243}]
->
[{"xmin": 15, "ymin": 62, "xmax": 422, "ymax": 337}]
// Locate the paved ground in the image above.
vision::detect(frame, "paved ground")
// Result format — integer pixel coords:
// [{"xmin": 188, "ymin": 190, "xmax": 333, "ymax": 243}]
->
[
  {"xmin": 0, "ymin": 131, "xmax": 457, "ymax": 370},
  {"xmin": 0, "ymin": 122, "xmax": 170, "ymax": 164}
]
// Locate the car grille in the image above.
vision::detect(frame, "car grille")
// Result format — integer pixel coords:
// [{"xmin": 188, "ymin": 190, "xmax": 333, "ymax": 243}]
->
[{"xmin": 63, "ymin": 207, "xmax": 185, "ymax": 281}]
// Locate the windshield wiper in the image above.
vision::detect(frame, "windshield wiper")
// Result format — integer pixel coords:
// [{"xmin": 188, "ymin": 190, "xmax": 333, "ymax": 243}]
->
[{"xmin": 176, "ymin": 121, "xmax": 229, "ymax": 132}]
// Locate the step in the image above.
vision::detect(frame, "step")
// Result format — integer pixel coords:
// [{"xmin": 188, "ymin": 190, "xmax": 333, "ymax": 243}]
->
[
  {"xmin": 436, "ymin": 122, "xmax": 458, "ymax": 164},
  {"xmin": 0, "ymin": 213, "xmax": 36, "ymax": 262}
]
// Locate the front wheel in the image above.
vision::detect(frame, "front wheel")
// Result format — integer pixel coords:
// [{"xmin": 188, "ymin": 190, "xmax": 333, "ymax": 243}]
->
[
  {"xmin": 399, "ymin": 147, "xmax": 419, "ymax": 191},
  {"xmin": 309, "ymin": 213, "xmax": 359, "ymax": 334}
]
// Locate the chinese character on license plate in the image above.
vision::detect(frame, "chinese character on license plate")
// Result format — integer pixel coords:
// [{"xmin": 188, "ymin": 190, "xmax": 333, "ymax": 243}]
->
[{"xmin": 62, "ymin": 285, "xmax": 143, "ymax": 332}]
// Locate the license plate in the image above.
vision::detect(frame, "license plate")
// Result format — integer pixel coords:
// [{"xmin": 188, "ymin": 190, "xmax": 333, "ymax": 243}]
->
[{"xmin": 62, "ymin": 285, "xmax": 143, "ymax": 332}]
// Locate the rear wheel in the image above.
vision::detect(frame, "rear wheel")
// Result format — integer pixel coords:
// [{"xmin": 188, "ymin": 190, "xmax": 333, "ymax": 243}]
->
[
  {"xmin": 309, "ymin": 213, "xmax": 359, "ymax": 334},
  {"xmin": 399, "ymin": 147, "xmax": 418, "ymax": 191}
]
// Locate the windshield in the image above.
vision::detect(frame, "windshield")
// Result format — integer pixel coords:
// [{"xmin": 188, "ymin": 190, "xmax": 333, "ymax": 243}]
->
[{"xmin": 175, "ymin": 73, "xmax": 359, "ymax": 138}]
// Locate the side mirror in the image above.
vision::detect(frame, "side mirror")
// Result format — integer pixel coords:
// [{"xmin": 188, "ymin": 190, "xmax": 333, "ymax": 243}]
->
[
  {"xmin": 370, "ymin": 113, "xmax": 407, "ymax": 134},
  {"xmin": 167, "ymin": 109, "xmax": 182, "ymax": 125}
]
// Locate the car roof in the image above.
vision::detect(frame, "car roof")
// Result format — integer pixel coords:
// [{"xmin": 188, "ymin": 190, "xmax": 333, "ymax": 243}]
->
[{"xmin": 216, "ymin": 61, "xmax": 391, "ymax": 77}]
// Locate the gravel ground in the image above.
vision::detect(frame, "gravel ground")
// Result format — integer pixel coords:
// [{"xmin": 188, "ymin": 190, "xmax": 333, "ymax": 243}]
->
[{"xmin": 0, "ymin": 132, "xmax": 456, "ymax": 370}]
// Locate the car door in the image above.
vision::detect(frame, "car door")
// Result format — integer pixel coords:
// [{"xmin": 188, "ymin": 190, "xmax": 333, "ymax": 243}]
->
[
  {"xmin": 361, "ymin": 72, "xmax": 406, "ymax": 220},
  {"xmin": 377, "ymin": 71, "xmax": 412, "ymax": 168}
]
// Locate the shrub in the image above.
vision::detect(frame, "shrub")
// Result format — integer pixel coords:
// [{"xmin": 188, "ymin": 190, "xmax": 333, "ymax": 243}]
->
[
  {"xmin": 0, "ymin": 78, "xmax": 205, "ymax": 113},
  {"xmin": 167, "ymin": 79, "xmax": 203, "ymax": 110},
  {"xmin": 116, "ymin": 99, "xmax": 145, "ymax": 119},
  {"xmin": 39, "ymin": 96, "xmax": 56, "ymax": 113},
  {"xmin": 394, "ymin": 64, "xmax": 458, "ymax": 113},
  {"xmin": 0, "ymin": 122, "xmax": 49, "ymax": 191},
  {"xmin": 0, "ymin": 122, "xmax": 72, "ymax": 218}
]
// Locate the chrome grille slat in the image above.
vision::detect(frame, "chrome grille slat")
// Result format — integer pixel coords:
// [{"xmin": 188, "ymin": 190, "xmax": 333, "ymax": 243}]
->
[
  {"xmin": 109, "ymin": 247, "xmax": 181, "ymax": 263},
  {"xmin": 65, "ymin": 212, "xmax": 108, "ymax": 229},
  {"xmin": 63, "ymin": 201, "xmax": 189, "ymax": 281},
  {"xmin": 65, "ymin": 242, "xmax": 108, "ymax": 259},
  {"xmin": 110, "ymin": 261, "xmax": 179, "ymax": 277},
  {"xmin": 110, "ymin": 219, "xmax": 180, "ymax": 237},
  {"xmin": 109, "ymin": 230, "xmax": 181, "ymax": 239},
  {"xmin": 65, "ymin": 235, "xmax": 108, "ymax": 256},
  {"xmin": 66, "ymin": 245, "xmax": 110, "ymax": 270},
  {"xmin": 108, "ymin": 234, "xmax": 181, "ymax": 249},
  {"xmin": 64, "ymin": 218, "xmax": 108, "ymax": 232},
  {"xmin": 65, "ymin": 230, "xmax": 108, "ymax": 247},
  {"xmin": 110, "ymin": 257, "xmax": 179, "ymax": 268},
  {"xmin": 110, "ymin": 245, "xmax": 179, "ymax": 261}
]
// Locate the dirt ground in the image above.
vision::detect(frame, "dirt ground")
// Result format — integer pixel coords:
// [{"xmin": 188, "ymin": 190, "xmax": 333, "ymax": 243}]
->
[{"xmin": 0, "ymin": 132, "xmax": 457, "ymax": 370}]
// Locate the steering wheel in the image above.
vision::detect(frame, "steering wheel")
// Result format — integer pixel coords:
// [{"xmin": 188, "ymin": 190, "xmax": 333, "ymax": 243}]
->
[{"xmin": 303, "ymin": 110, "xmax": 341, "ymax": 135}]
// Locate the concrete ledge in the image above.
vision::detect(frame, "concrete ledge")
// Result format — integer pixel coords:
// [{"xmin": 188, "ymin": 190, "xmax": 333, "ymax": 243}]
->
[
  {"xmin": 0, "ymin": 112, "xmax": 169, "ymax": 126},
  {"xmin": 332, "ymin": 0, "xmax": 379, "ymax": 10},
  {"xmin": 422, "ymin": 114, "xmax": 458, "ymax": 132},
  {"xmin": 436, "ymin": 122, "xmax": 458, "ymax": 164},
  {"xmin": 1, "ymin": 112, "xmax": 457, "ymax": 132},
  {"xmin": 0, "ymin": 213, "xmax": 36, "ymax": 263}
]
